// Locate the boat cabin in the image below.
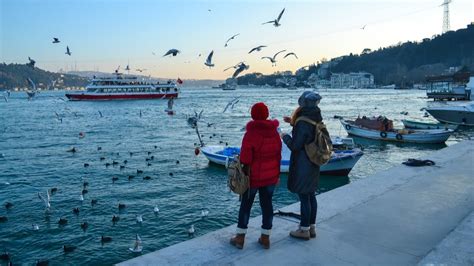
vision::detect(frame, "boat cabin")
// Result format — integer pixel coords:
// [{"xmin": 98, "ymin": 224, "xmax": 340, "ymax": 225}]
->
[{"xmin": 426, "ymin": 71, "xmax": 471, "ymax": 101}]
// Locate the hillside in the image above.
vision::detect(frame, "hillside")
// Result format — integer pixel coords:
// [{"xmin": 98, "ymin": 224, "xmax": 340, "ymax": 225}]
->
[
  {"xmin": 330, "ymin": 24, "xmax": 474, "ymax": 85},
  {"xmin": 238, "ymin": 24, "xmax": 474, "ymax": 86},
  {"xmin": 0, "ymin": 63, "xmax": 89, "ymax": 90}
]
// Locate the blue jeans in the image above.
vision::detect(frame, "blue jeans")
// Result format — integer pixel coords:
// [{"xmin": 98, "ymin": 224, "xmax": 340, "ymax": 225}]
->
[
  {"xmin": 237, "ymin": 185, "xmax": 275, "ymax": 231},
  {"xmin": 298, "ymin": 192, "xmax": 317, "ymax": 228}
]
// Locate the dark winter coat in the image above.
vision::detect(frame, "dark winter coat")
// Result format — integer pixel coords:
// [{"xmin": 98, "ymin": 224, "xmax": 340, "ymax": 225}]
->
[
  {"xmin": 240, "ymin": 119, "xmax": 282, "ymax": 188},
  {"xmin": 282, "ymin": 106, "xmax": 322, "ymax": 194}
]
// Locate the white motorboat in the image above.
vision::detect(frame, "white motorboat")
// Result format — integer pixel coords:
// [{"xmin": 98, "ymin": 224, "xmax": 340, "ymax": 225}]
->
[
  {"xmin": 340, "ymin": 119, "xmax": 454, "ymax": 144},
  {"xmin": 200, "ymin": 137, "xmax": 363, "ymax": 176},
  {"xmin": 426, "ymin": 103, "xmax": 474, "ymax": 126}
]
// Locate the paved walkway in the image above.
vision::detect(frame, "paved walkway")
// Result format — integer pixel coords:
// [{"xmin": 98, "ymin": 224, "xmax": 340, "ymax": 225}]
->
[{"xmin": 119, "ymin": 140, "xmax": 474, "ymax": 265}]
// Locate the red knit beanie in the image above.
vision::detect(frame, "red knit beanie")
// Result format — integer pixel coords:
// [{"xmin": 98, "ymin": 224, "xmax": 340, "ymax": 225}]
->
[{"xmin": 251, "ymin": 102, "xmax": 269, "ymax": 121}]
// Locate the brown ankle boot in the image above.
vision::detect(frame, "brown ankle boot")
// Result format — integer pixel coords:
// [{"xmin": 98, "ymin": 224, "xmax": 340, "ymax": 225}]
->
[
  {"xmin": 289, "ymin": 228, "xmax": 310, "ymax": 240},
  {"xmin": 258, "ymin": 234, "xmax": 270, "ymax": 249},
  {"xmin": 310, "ymin": 225, "xmax": 316, "ymax": 238},
  {"xmin": 230, "ymin": 234, "xmax": 245, "ymax": 249}
]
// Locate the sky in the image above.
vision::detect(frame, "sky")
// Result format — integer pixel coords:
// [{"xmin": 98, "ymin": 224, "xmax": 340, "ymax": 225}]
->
[{"xmin": 1, "ymin": 0, "xmax": 473, "ymax": 80}]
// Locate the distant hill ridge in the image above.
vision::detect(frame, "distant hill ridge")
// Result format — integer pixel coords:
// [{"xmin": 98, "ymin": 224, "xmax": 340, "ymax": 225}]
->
[
  {"xmin": 0, "ymin": 63, "xmax": 89, "ymax": 90},
  {"xmin": 331, "ymin": 24, "xmax": 474, "ymax": 85},
  {"xmin": 237, "ymin": 24, "xmax": 474, "ymax": 86}
]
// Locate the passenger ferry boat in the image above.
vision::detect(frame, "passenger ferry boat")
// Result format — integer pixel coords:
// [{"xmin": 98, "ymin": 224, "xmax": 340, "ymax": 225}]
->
[{"xmin": 65, "ymin": 72, "xmax": 179, "ymax": 101}]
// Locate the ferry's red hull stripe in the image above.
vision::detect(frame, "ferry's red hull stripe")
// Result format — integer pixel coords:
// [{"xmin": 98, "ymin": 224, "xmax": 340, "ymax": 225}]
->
[{"xmin": 65, "ymin": 93, "xmax": 178, "ymax": 101}]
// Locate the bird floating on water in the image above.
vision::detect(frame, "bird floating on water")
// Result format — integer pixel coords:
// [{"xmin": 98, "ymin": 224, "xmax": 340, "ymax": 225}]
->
[
  {"xmin": 63, "ymin": 245, "xmax": 76, "ymax": 253},
  {"xmin": 188, "ymin": 224, "xmax": 195, "ymax": 236},
  {"xmin": 58, "ymin": 218, "xmax": 68, "ymax": 225},
  {"xmin": 153, "ymin": 206, "xmax": 159, "ymax": 214},
  {"xmin": 32, "ymin": 224, "xmax": 39, "ymax": 231},
  {"xmin": 224, "ymin": 33, "xmax": 240, "ymax": 47},
  {"xmin": 81, "ymin": 221, "xmax": 89, "ymax": 230},
  {"xmin": 201, "ymin": 209, "xmax": 209, "ymax": 217},
  {"xmin": 204, "ymin": 51, "xmax": 215, "ymax": 68},
  {"xmin": 262, "ymin": 8, "xmax": 285, "ymax": 27},
  {"xmin": 163, "ymin": 49, "xmax": 180, "ymax": 57},
  {"xmin": 101, "ymin": 236, "xmax": 113, "ymax": 243},
  {"xmin": 5, "ymin": 202, "xmax": 13, "ymax": 209},
  {"xmin": 136, "ymin": 215, "xmax": 143, "ymax": 223},
  {"xmin": 112, "ymin": 215, "xmax": 120, "ymax": 223},
  {"xmin": 79, "ymin": 194, "xmax": 84, "ymax": 202}
]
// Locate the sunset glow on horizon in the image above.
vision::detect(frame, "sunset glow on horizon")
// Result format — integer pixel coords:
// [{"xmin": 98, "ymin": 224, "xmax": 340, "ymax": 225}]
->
[{"xmin": 1, "ymin": 0, "xmax": 473, "ymax": 80}]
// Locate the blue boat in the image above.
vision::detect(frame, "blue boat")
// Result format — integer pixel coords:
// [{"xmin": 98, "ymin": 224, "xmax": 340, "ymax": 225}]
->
[{"xmin": 200, "ymin": 138, "xmax": 363, "ymax": 176}]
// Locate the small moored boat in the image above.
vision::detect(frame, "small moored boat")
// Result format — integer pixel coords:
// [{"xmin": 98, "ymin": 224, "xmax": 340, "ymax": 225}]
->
[
  {"xmin": 340, "ymin": 119, "xmax": 453, "ymax": 144},
  {"xmin": 401, "ymin": 119, "xmax": 458, "ymax": 130},
  {"xmin": 200, "ymin": 137, "xmax": 363, "ymax": 176}
]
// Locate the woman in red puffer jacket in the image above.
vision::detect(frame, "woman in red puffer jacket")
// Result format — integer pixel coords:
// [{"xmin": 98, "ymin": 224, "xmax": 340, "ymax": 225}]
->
[{"xmin": 230, "ymin": 102, "xmax": 282, "ymax": 250}]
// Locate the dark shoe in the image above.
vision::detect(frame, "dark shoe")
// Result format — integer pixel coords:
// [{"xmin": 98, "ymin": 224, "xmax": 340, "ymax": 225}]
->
[
  {"xmin": 310, "ymin": 225, "xmax": 316, "ymax": 238},
  {"xmin": 289, "ymin": 228, "xmax": 310, "ymax": 240},
  {"xmin": 258, "ymin": 234, "xmax": 270, "ymax": 249},
  {"xmin": 230, "ymin": 234, "xmax": 245, "ymax": 249}
]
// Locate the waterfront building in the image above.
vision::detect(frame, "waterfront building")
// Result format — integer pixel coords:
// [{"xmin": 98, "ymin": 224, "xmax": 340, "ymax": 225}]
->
[{"xmin": 330, "ymin": 72, "xmax": 374, "ymax": 89}]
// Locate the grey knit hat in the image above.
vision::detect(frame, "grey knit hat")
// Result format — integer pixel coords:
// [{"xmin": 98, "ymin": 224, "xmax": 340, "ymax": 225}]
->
[{"xmin": 298, "ymin": 91, "xmax": 322, "ymax": 107}]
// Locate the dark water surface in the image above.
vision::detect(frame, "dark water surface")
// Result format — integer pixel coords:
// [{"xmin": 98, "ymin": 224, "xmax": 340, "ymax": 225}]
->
[{"xmin": 0, "ymin": 88, "xmax": 470, "ymax": 265}]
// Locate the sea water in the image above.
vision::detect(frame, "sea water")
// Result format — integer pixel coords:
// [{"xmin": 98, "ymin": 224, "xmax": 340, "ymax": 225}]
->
[{"xmin": 0, "ymin": 88, "xmax": 470, "ymax": 265}]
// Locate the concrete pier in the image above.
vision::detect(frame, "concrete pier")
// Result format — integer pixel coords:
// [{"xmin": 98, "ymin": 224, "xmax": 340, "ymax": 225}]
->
[{"xmin": 119, "ymin": 141, "xmax": 474, "ymax": 265}]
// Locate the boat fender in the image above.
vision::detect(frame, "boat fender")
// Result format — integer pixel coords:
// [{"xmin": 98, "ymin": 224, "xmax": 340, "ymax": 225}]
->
[
  {"xmin": 380, "ymin": 132, "xmax": 387, "ymax": 138},
  {"xmin": 344, "ymin": 124, "xmax": 351, "ymax": 130},
  {"xmin": 395, "ymin": 133, "xmax": 403, "ymax": 140},
  {"xmin": 194, "ymin": 147, "xmax": 200, "ymax": 156}
]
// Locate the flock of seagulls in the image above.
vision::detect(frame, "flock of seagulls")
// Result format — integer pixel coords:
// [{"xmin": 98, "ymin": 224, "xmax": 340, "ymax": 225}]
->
[
  {"xmin": 2, "ymin": 7, "xmax": 300, "ymax": 265},
  {"xmin": 1, "ymin": 138, "xmax": 211, "ymax": 264},
  {"xmin": 157, "ymin": 7, "xmax": 294, "ymax": 79}
]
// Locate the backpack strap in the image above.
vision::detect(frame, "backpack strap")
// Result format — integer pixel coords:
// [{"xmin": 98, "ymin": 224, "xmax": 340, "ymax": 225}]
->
[{"xmin": 295, "ymin": 116, "xmax": 317, "ymax": 126}]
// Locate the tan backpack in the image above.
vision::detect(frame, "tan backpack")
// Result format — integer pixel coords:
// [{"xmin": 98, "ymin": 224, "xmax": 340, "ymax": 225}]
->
[
  {"xmin": 227, "ymin": 155, "xmax": 249, "ymax": 195},
  {"xmin": 295, "ymin": 117, "xmax": 333, "ymax": 166}
]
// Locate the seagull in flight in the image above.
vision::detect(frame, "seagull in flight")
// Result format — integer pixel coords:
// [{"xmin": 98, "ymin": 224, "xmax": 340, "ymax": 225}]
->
[
  {"xmin": 262, "ymin": 8, "xmax": 285, "ymax": 27},
  {"xmin": 248, "ymin": 45, "xmax": 266, "ymax": 54},
  {"xmin": 27, "ymin": 57, "xmax": 36, "ymax": 68},
  {"xmin": 284, "ymin": 52, "xmax": 298, "ymax": 59},
  {"xmin": 224, "ymin": 33, "xmax": 240, "ymax": 47},
  {"xmin": 38, "ymin": 190, "xmax": 51, "ymax": 211},
  {"xmin": 261, "ymin": 50, "xmax": 286, "ymax": 66},
  {"xmin": 65, "ymin": 46, "xmax": 71, "ymax": 56},
  {"xmin": 204, "ymin": 50, "xmax": 214, "ymax": 68},
  {"xmin": 52, "ymin": 38, "xmax": 60, "ymax": 43},
  {"xmin": 361, "ymin": 24, "xmax": 367, "ymax": 30},
  {"xmin": 223, "ymin": 62, "xmax": 244, "ymax": 72},
  {"xmin": 163, "ymin": 49, "xmax": 180, "ymax": 57},
  {"xmin": 232, "ymin": 62, "xmax": 249, "ymax": 79}
]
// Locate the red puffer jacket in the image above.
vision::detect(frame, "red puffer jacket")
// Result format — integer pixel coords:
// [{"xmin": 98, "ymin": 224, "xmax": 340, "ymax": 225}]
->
[{"xmin": 240, "ymin": 119, "xmax": 282, "ymax": 188}]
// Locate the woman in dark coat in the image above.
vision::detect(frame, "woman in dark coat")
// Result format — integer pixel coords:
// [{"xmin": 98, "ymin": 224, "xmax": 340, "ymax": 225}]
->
[{"xmin": 281, "ymin": 91, "xmax": 322, "ymax": 240}]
